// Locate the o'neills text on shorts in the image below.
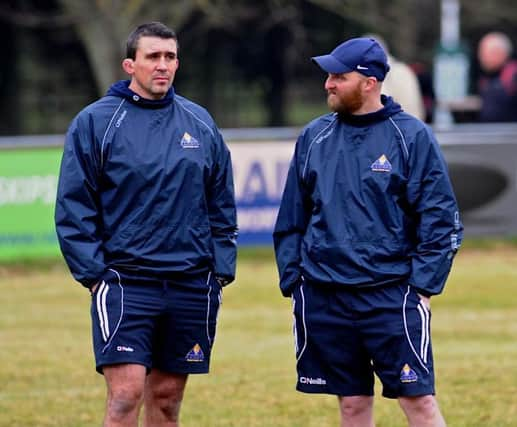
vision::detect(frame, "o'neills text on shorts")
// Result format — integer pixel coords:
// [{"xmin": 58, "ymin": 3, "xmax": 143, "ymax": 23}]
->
[{"xmin": 299, "ymin": 376, "xmax": 327, "ymax": 385}]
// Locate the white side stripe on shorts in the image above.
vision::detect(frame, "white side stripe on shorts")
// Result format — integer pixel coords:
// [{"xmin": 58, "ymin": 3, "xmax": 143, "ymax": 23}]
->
[
  {"xmin": 206, "ymin": 272, "xmax": 212, "ymax": 347},
  {"xmin": 296, "ymin": 284, "xmax": 308, "ymax": 363},
  {"xmin": 417, "ymin": 302, "xmax": 430, "ymax": 363},
  {"xmin": 96, "ymin": 281, "xmax": 110, "ymax": 342},
  {"xmin": 402, "ymin": 286, "xmax": 430, "ymax": 374},
  {"xmin": 100, "ymin": 269, "xmax": 124, "ymax": 354},
  {"xmin": 291, "ymin": 298, "xmax": 298, "ymax": 355}
]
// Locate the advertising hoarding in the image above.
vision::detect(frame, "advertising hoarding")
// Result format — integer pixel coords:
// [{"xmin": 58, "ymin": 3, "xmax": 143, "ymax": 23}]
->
[{"xmin": 1, "ymin": 125, "xmax": 516, "ymax": 260}]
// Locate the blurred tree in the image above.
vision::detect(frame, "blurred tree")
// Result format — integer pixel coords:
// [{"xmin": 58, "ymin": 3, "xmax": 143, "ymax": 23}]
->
[
  {"xmin": 6, "ymin": 0, "xmax": 308, "ymax": 126},
  {"xmin": 462, "ymin": 0, "xmax": 517, "ymax": 27},
  {"xmin": 0, "ymin": 17, "xmax": 17, "ymax": 134},
  {"xmin": 2, "ymin": 0, "xmax": 517, "ymax": 133},
  {"xmin": 56, "ymin": 0, "xmax": 202, "ymax": 93},
  {"xmin": 342, "ymin": 0, "xmax": 432, "ymax": 60},
  {"xmin": 229, "ymin": 1, "xmax": 306, "ymax": 126},
  {"xmin": 0, "ymin": 0, "xmax": 99, "ymax": 134}
]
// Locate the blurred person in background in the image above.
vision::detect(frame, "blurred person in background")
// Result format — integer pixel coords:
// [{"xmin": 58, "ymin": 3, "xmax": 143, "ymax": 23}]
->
[
  {"xmin": 55, "ymin": 22, "xmax": 237, "ymax": 427},
  {"xmin": 274, "ymin": 37, "xmax": 462, "ymax": 427},
  {"xmin": 365, "ymin": 34, "xmax": 425, "ymax": 121},
  {"xmin": 477, "ymin": 31, "xmax": 517, "ymax": 122},
  {"xmin": 410, "ymin": 61, "xmax": 436, "ymax": 123}
]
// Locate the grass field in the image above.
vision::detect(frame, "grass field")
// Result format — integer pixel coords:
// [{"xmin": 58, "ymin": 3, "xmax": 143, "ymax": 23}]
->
[{"xmin": 1, "ymin": 244, "xmax": 517, "ymax": 426}]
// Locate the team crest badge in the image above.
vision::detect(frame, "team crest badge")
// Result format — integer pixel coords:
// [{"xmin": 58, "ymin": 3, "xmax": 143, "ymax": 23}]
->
[
  {"xmin": 371, "ymin": 154, "xmax": 392, "ymax": 172},
  {"xmin": 400, "ymin": 363, "xmax": 418, "ymax": 383},
  {"xmin": 185, "ymin": 343, "xmax": 204, "ymax": 362},
  {"xmin": 180, "ymin": 132, "xmax": 200, "ymax": 149}
]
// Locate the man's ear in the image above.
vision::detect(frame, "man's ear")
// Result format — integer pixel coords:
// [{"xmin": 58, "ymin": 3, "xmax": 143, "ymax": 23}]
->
[
  {"xmin": 122, "ymin": 58, "xmax": 134, "ymax": 75},
  {"xmin": 364, "ymin": 76, "xmax": 379, "ymax": 92}
]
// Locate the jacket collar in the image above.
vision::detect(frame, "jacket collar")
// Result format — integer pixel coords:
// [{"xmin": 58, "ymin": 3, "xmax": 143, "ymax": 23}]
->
[
  {"xmin": 106, "ymin": 80, "xmax": 174, "ymax": 109},
  {"xmin": 338, "ymin": 95, "xmax": 402, "ymax": 126}
]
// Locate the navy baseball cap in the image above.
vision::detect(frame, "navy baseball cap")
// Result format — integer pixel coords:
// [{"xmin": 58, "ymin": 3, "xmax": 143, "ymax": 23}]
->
[{"xmin": 312, "ymin": 37, "xmax": 390, "ymax": 81}]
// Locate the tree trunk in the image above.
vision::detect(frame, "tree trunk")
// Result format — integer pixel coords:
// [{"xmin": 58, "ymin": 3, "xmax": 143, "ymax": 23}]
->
[{"xmin": 75, "ymin": 19, "xmax": 124, "ymax": 95}]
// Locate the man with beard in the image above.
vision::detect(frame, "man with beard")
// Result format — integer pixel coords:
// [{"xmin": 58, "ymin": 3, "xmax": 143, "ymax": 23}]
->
[{"xmin": 273, "ymin": 37, "xmax": 462, "ymax": 427}]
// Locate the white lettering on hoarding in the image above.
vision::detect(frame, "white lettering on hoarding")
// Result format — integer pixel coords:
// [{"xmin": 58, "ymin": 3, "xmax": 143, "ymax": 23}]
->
[
  {"xmin": 229, "ymin": 142, "xmax": 294, "ymax": 202},
  {"xmin": 0, "ymin": 142, "xmax": 296, "ymax": 242},
  {"xmin": 0, "ymin": 176, "xmax": 57, "ymax": 205},
  {"xmin": 0, "ymin": 143, "xmax": 294, "ymax": 207},
  {"xmin": 228, "ymin": 142, "xmax": 294, "ymax": 235},
  {"xmin": 237, "ymin": 207, "xmax": 279, "ymax": 232}
]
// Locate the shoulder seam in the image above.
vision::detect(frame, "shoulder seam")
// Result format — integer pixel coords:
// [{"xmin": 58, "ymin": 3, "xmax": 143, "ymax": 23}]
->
[
  {"xmin": 175, "ymin": 99, "xmax": 214, "ymax": 137},
  {"xmin": 100, "ymin": 99, "xmax": 126, "ymax": 168},
  {"xmin": 302, "ymin": 114, "xmax": 337, "ymax": 179},
  {"xmin": 388, "ymin": 117, "xmax": 409, "ymax": 162}
]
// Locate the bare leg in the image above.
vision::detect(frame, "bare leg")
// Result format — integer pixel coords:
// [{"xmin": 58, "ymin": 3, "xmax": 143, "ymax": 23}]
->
[
  {"xmin": 102, "ymin": 364, "xmax": 147, "ymax": 427},
  {"xmin": 338, "ymin": 395, "xmax": 375, "ymax": 427},
  {"xmin": 143, "ymin": 370, "xmax": 188, "ymax": 427},
  {"xmin": 398, "ymin": 395, "xmax": 446, "ymax": 427}
]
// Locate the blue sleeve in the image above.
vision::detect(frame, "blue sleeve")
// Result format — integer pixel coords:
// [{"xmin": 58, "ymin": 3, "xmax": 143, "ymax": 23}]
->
[
  {"xmin": 273, "ymin": 137, "xmax": 312, "ymax": 297},
  {"xmin": 54, "ymin": 114, "xmax": 106, "ymax": 288},
  {"xmin": 207, "ymin": 129, "xmax": 238, "ymax": 284},
  {"xmin": 406, "ymin": 126, "xmax": 463, "ymax": 296}
]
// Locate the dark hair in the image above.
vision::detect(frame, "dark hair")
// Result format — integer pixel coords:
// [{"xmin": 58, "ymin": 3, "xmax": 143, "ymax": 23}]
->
[{"xmin": 126, "ymin": 22, "xmax": 178, "ymax": 59}]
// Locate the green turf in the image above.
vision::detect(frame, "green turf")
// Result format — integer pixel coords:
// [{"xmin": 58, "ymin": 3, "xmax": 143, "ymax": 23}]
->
[{"xmin": 1, "ymin": 246, "xmax": 516, "ymax": 426}]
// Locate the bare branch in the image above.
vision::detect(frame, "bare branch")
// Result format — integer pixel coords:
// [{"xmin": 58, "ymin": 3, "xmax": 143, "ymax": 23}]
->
[{"xmin": 0, "ymin": 6, "xmax": 73, "ymax": 28}]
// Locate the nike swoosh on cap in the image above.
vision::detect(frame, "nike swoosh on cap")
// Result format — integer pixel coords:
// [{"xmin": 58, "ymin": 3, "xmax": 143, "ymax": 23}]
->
[{"xmin": 356, "ymin": 65, "xmax": 369, "ymax": 70}]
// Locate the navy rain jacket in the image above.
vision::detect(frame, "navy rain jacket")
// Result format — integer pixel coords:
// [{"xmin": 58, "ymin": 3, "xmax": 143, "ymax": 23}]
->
[
  {"xmin": 274, "ymin": 96, "xmax": 462, "ymax": 297},
  {"xmin": 55, "ymin": 80, "xmax": 237, "ymax": 288}
]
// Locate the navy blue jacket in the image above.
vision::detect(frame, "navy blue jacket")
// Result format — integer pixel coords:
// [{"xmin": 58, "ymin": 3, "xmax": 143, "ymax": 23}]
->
[
  {"xmin": 478, "ymin": 60, "xmax": 517, "ymax": 122},
  {"xmin": 274, "ymin": 96, "xmax": 462, "ymax": 297},
  {"xmin": 55, "ymin": 80, "xmax": 237, "ymax": 288}
]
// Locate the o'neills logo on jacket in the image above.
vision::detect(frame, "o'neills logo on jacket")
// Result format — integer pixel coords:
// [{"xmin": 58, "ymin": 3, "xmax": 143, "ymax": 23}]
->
[
  {"xmin": 180, "ymin": 132, "xmax": 200, "ymax": 148},
  {"xmin": 115, "ymin": 110, "xmax": 127, "ymax": 128}
]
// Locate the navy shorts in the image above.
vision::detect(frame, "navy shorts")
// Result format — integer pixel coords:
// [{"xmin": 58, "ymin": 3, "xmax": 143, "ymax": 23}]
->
[
  {"xmin": 90, "ymin": 269, "xmax": 222, "ymax": 375},
  {"xmin": 291, "ymin": 280, "xmax": 435, "ymax": 398}
]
